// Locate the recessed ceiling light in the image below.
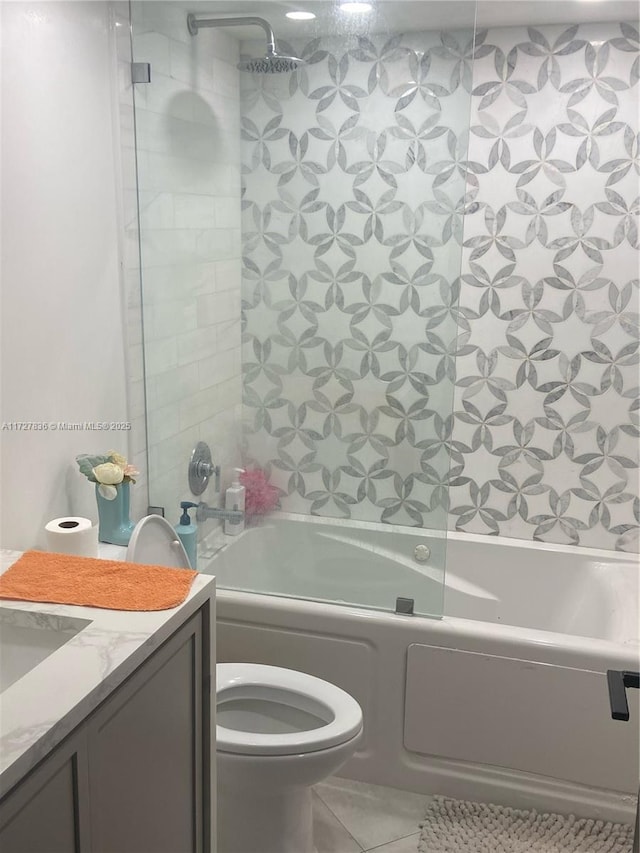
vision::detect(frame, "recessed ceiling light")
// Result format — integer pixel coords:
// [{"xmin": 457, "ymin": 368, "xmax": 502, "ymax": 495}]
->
[
  {"xmin": 285, "ymin": 10, "xmax": 316, "ymax": 20},
  {"xmin": 339, "ymin": 2, "xmax": 372, "ymax": 13}
]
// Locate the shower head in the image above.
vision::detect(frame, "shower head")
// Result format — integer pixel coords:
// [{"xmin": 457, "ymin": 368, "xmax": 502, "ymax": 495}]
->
[
  {"xmin": 237, "ymin": 49, "xmax": 305, "ymax": 74},
  {"xmin": 186, "ymin": 14, "xmax": 305, "ymax": 74}
]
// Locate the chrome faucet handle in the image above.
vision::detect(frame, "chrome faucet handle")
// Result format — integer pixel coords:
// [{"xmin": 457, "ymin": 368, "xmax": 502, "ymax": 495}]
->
[{"xmin": 189, "ymin": 442, "xmax": 220, "ymax": 495}]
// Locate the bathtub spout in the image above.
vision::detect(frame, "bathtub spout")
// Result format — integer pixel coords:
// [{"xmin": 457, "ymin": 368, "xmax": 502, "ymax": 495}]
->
[{"xmin": 197, "ymin": 502, "xmax": 244, "ymax": 525}]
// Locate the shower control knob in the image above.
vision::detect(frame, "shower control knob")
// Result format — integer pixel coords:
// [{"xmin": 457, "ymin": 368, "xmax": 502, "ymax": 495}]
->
[
  {"xmin": 413, "ymin": 544, "xmax": 431, "ymax": 563},
  {"xmin": 188, "ymin": 441, "xmax": 220, "ymax": 496}
]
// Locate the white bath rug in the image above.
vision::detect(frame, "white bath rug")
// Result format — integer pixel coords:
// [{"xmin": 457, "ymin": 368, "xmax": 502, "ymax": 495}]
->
[{"xmin": 418, "ymin": 796, "xmax": 634, "ymax": 852}]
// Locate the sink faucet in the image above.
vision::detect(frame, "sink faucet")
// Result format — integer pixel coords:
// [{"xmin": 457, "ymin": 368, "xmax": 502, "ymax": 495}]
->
[{"xmin": 196, "ymin": 502, "xmax": 244, "ymax": 525}]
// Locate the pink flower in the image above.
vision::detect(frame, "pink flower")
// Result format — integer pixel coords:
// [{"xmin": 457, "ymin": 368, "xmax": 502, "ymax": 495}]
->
[{"xmin": 240, "ymin": 468, "xmax": 279, "ymax": 517}]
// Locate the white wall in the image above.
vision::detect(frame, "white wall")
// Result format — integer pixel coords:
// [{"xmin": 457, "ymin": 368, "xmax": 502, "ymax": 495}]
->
[{"xmin": 0, "ymin": 1, "xmax": 135, "ymax": 549}]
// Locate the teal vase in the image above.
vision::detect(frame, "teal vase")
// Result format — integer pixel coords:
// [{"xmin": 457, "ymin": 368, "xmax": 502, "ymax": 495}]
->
[{"xmin": 95, "ymin": 482, "xmax": 135, "ymax": 546}]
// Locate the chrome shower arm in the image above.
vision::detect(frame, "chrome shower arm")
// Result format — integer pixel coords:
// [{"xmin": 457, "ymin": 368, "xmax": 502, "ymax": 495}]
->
[{"xmin": 186, "ymin": 15, "xmax": 277, "ymax": 53}]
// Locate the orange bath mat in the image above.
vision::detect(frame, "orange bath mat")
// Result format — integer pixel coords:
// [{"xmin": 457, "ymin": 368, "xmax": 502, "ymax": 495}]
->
[{"xmin": 0, "ymin": 550, "xmax": 197, "ymax": 611}]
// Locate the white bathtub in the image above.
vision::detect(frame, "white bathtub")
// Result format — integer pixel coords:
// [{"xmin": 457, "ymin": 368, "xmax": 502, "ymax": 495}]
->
[{"xmin": 202, "ymin": 515, "xmax": 640, "ymax": 821}]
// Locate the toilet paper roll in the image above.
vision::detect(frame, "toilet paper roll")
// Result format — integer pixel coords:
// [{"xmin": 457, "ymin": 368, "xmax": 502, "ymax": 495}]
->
[{"xmin": 45, "ymin": 517, "xmax": 99, "ymax": 558}]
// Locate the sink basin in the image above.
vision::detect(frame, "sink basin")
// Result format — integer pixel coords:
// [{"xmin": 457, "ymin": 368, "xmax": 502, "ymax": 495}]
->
[{"xmin": 0, "ymin": 607, "xmax": 91, "ymax": 692}]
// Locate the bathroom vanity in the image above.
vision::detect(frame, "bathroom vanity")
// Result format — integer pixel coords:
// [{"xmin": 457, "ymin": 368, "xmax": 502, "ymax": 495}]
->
[{"xmin": 0, "ymin": 549, "xmax": 216, "ymax": 853}]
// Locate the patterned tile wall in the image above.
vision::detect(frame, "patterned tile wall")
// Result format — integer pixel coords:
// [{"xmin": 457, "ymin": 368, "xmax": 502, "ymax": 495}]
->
[
  {"xmin": 452, "ymin": 22, "xmax": 639, "ymax": 551},
  {"xmin": 240, "ymin": 21, "xmax": 639, "ymax": 551}
]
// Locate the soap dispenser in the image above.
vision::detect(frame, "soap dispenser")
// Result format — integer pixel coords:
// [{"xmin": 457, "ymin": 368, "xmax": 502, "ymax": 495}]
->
[
  {"xmin": 224, "ymin": 469, "xmax": 245, "ymax": 535},
  {"xmin": 176, "ymin": 501, "xmax": 198, "ymax": 569}
]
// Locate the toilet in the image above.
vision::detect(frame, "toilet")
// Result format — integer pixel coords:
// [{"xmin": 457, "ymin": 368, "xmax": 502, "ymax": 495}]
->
[
  {"xmin": 217, "ymin": 662, "xmax": 363, "ymax": 853},
  {"xmin": 127, "ymin": 516, "xmax": 364, "ymax": 853}
]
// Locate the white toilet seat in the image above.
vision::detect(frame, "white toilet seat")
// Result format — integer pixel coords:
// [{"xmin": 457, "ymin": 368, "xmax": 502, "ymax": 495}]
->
[
  {"xmin": 217, "ymin": 663, "xmax": 363, "ymax": 756},
  {"xmin": 126, "ymin": 515, "xmax": 191, "ymax": 568}
]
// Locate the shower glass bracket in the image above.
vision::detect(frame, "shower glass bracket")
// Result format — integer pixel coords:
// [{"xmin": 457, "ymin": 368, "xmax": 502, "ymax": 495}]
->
[
  {"xmin": 395, "ymin": 597, "xmax": 415, "ymax": 616},
  {"xmin": 131, "ymin": 62, "xmax": 151, "ymax": 84}
]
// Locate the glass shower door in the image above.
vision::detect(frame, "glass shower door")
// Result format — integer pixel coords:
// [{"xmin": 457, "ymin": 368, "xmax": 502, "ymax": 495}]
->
[{"xmin": 131, "ymin": 1, "xmax": 476, "ymax": 618}]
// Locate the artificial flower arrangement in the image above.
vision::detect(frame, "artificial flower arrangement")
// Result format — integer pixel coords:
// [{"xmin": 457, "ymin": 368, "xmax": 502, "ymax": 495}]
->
[
  {"xmin": 240, "ymin": 467, "xmax": 279, "ymax": 520},
  {"xmin": 76, "ymin": 451, "xmax": 139, "ymax": 500}
]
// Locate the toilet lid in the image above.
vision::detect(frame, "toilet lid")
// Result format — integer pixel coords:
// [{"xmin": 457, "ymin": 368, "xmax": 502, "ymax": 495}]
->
[
  {"xmin": 217, "ymin": 663, "xmax": 363, "ymax": 755},
  {"xmin": 126, "ymin": 515, "xmax": 191, "ymax": 569}
]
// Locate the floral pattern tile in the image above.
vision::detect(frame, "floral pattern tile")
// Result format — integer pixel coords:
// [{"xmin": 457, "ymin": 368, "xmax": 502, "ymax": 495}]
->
[{"xmin": 240, "ymin": 22, "xmax": 639, "ymax": 551}]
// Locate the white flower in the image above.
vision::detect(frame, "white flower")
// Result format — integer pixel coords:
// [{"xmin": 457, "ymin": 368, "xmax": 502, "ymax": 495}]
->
[{"xmin": 93, "ymin": 462, "xmax": 124, "ymax": 486}]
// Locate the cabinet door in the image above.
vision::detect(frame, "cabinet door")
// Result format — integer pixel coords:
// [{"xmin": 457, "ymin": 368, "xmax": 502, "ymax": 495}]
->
[
  {"xmin": 0, "ymin": 730, "xmax": 91, "ymax": 853},
  {"xmin": 88, "ymin": 612, "xmax": 207, "ymax": 853}
]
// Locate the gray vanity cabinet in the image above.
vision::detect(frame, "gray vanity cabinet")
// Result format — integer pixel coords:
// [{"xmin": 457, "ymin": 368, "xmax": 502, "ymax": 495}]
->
[
  {"xmin": 0, "ymin": 606, "xmax": 212, "ymax": 853},
  {"xmin": 0, "ymin": 730, "xmax": 91, "ymax": 853},
  {"xmin": 88, "ymin": 611, "xmax": 207, "ymax": 853}
]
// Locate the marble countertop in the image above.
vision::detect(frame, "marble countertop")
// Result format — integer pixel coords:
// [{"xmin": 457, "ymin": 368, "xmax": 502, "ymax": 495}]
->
[{"xmin": 0, "ymin": 547, "xmax": 216, "ymax": 798}]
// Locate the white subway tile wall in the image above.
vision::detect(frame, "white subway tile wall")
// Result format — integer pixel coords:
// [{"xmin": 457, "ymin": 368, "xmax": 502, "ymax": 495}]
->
[{"xmin": 120, "ymin": 2, "xmax": 243, "ymax": 527}]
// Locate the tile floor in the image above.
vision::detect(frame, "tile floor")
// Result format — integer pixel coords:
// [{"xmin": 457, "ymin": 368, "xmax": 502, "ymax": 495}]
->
[{"xmin": 312, "ymin": 777, "xmax": 432, "ymax": 852}]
